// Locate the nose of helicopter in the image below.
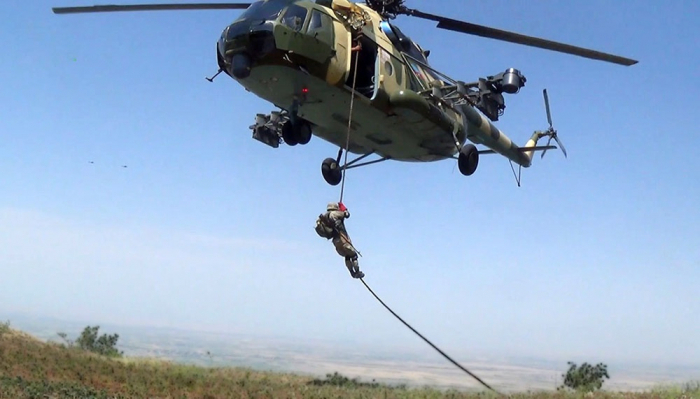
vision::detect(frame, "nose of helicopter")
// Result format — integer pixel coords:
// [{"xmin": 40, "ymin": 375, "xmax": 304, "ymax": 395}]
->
[{"xmin": 217, "ymin": 19, "xmax": 275, "ymax": 80}]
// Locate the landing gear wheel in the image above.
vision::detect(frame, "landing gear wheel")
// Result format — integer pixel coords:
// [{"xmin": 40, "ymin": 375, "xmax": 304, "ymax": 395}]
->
[
  {"xmin": 296, "ymin": 122, "xmax": 312, "ymax": 145},
  {"xmin": 282, "ymin": 121, "xmax": 298, "ymax": 146},
  {"xmin": 321, "ymin": 157, "xmax": 343, "ymax": 186},
  {"xmin": 458, "ymin": 144, "xmax": 479, "ymax": 176}
]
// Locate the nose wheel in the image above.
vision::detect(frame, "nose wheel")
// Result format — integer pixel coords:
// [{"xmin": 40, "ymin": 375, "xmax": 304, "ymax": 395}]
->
[{"xmin": 322, "ymin": 157, "xmax": 343, "ymax": 186}]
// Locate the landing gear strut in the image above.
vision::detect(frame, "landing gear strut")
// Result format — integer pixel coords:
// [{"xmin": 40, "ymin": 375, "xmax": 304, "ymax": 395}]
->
[
  {"xmin": 458, "ymin": 144, "xmax": 479, "ymax": 176},
  {"xmin": 320, "ymin": 150, "xmax": 389, "ymax": 186}
]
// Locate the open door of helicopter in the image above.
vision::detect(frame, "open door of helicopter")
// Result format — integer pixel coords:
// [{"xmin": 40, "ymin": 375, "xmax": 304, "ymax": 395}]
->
[{"xmin": 345, "ymin": 33, "xmax": 379, "ymax": 99}]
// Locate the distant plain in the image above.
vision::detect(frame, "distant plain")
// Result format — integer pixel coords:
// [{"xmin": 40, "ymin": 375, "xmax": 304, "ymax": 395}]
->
[{"xmin": 4, "ymin": 311, "xmax": 697, "ymax": 393}]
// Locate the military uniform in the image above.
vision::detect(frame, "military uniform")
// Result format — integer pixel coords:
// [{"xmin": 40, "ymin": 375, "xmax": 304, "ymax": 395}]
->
[{"xmin": 322, "ymin": 202, "xmax": 364, "ymax": 279}]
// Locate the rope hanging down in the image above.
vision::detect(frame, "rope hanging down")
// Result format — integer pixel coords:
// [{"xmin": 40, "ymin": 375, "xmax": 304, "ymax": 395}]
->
[
  {"xmin": 359, "ymin": 277, "xmax": 504, "ymax": 396},
  {"xmin": 338, "ymin": 37, "xmax": 500, "ymax": 395},
  {"xmin": 338, "ymin": 48, "xmax": 361, "ymax": 204}
]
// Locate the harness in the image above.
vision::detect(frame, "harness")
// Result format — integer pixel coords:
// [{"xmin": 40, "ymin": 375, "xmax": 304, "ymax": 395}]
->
[{"xmin": 315, "ymin": 212, "xmax": 337, "ymax": 239}]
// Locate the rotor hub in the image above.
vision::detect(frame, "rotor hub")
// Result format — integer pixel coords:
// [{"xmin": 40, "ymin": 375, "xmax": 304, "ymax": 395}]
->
[{"xmin": 365, "ymin": 0, "xmax": 408, "ymax": 19}]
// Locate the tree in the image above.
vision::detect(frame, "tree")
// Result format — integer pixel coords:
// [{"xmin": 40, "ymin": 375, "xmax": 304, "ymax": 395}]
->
[
  {"xmin": 0, "ymin": 320, "xmax": 10, "ymax": 338},
  {"xmin": 558, "ymin": 361, "xmax": 610, "ymax": 392},
  {"xmin": 56, "ymin": 332, "xmax": 74, "ymax": 347},
  {"xmin": 75, "ymin": 325, "xmax": 123, "ymax": 357}
]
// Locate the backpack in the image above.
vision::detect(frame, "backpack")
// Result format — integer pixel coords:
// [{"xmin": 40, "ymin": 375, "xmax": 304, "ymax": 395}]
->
[{"xmin": 315, "ymin": 213, "xmax": 335, "ymax": 239}]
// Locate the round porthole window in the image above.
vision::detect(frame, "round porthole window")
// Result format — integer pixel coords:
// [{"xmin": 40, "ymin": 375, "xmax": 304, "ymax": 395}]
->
[{"xmin": 384, "ymin": 61, "xmax": 393, "ymax": 76}]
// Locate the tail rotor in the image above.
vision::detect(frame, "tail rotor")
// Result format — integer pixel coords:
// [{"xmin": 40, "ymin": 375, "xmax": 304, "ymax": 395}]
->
[{"xmin": 540, "ymin": 89, "xmax": 567, "ymax": 159}]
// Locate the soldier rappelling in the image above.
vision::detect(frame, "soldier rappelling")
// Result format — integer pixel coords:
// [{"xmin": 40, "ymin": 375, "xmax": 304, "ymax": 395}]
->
[{"xmin": 315, "ymin": 202, "xmax": 364, "ymax": 279}]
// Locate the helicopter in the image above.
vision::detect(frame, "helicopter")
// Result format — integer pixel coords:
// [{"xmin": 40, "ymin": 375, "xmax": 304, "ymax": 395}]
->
[{"xmin": 52, "ymin": 0, "xmax": 638, "ymax": 187}]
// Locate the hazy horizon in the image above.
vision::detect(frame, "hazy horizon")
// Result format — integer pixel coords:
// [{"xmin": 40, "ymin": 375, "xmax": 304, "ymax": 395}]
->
[{"xmin": 3, "ymin": 310, "xmax": 698, "ymax": 392}]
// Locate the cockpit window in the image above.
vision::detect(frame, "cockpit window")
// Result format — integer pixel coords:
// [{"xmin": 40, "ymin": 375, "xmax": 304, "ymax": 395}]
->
[
  {"xmin": 387, "ymin": 23, "xmax": 441, "ymax": 86},
  {"xmin": 388, "ymin": 24, "xmax": 426, "ymax": 63},
  {"xmin": 307, "ymin": 9, "xmax": 323, "ymax": 32},
  {"xmin": 238, "ymin": 0, "xmax": 294, "ymax": 22},
  {"xmin": 280, "ymin": 4, "xmax": 308, "ymax": 31}
]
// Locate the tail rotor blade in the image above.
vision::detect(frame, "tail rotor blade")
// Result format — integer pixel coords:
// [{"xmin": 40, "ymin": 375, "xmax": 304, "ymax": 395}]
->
[
  {"xmin": 543, "ymin": 89, "xmax": 553, "ymax": 128},
  {"xmin": 554, "ymin": 135, "xmax": 568, "ymax": 158},
  {"xmin": 540, "ymin": 135, "xmax": 554, "ymax": 159},
  {"xmin": 540, "ymin": 88, "xmax": 566, "ymax": 159}
]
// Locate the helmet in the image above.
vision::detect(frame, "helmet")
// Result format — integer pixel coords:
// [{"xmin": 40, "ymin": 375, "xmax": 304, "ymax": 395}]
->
[{"xmin": 327, "ymin": 202, "xmax": 339, "ymax": 211}]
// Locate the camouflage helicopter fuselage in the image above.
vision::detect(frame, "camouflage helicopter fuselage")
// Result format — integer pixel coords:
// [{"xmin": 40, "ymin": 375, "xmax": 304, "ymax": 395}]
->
[{"xmin": 217, "ymin": 0, "xmax": 542, "ymax": 166}]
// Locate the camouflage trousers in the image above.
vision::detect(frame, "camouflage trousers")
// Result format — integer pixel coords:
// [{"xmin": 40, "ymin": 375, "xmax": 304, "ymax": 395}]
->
[{"xmin": 332, "ymin": 236, "xmax": 360, "ymax": 276}]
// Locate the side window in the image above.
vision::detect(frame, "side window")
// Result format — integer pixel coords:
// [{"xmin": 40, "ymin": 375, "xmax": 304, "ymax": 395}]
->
[
  {"xmin": 406, "ymin": 61, "xmax": 431, "ymax": 91},
  {"xmin": 281, "ymin": 5, "xmax": 308, "ymax": 32},
  {"xmin": 308, "ymin": 10, "xmax": 322, "ymax": 32},
  {"xmin": 408, "ymin": 61, "xmax": 428, "ymax": 89},
  {"xmin": 391, "ymin": 57, "xmax": 403, "ymax": 85},
  {"xmin": 306, "ymin": 10, "xmax": 333, "ymax": 45}
]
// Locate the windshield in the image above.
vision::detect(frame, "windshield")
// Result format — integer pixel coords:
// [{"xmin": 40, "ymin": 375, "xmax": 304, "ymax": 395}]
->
[{"xmin": 238, "ymin": 0, "xmax": 295, "ymax": 22}]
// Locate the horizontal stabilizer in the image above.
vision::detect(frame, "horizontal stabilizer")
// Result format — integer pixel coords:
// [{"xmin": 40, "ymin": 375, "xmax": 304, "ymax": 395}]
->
[{"xmin": 478, "ymin": 145, "xmax": 556, "ymax": 155}]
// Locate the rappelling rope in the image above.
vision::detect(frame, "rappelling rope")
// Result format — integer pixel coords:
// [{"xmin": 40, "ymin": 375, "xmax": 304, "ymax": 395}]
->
[
  {"xmin": 338, "ymin": 44, "xmax": 361, "ymax": 204},
  {"xmin": 331, "ymin": 47, "xmax": 362, "ymax": 256},
  {"xmin": 336, "ymin": 34, "xmax": 500, "ymax": 396},
  {"xmin": 358, "ymin": 277, "xmax": 504, "ymax": 396}
]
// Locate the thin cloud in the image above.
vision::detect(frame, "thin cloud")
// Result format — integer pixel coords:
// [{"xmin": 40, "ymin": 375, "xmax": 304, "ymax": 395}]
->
[{"xmin": 0, "ymin": 206, "xmax": 310, "ymax": 270}]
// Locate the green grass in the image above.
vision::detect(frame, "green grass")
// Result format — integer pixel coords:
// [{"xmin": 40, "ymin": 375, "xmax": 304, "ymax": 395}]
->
[{"xmin": 0, "ymin": 325, "xmax": 698, "ymax": 398}]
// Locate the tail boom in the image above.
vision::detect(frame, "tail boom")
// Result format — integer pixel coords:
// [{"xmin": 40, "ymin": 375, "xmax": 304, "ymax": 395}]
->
[{"xmin": 461, "ymin": 104, "xmax": 542, "ymax": 167}]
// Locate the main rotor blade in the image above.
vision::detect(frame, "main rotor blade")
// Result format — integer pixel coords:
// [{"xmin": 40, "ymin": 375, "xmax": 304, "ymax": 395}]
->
[
  {"xmin": 52, "ymin": 3, "xmax": 252, "ymax": 14},
  {"xmin": 404, "ymin": 9, "xmax": 638, "ymax": 66},
  {"xmin": 543, "ymin": 89, "xmax": 552, "ymax": 128}
]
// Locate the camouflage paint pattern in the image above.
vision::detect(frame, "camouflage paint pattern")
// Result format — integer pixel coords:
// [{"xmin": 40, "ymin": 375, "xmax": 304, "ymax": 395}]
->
[
  {"xmin": 461, "ymin": 104, "xmax": 544, "ymax": 167},
  {"xmin": 222, "ymin": 0, "xmax": 544, "ymax": 165}
]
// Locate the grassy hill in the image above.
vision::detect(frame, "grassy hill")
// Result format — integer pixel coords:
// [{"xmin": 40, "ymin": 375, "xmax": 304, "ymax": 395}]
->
[{"xmin": 0, "ymin": 322, "xmax": 697, "ymax": 399}]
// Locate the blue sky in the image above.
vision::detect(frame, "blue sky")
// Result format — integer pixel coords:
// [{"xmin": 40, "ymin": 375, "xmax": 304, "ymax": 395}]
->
[{"xmin": 1, "ymin": 0, "xmax": 699, "ymax": 376}]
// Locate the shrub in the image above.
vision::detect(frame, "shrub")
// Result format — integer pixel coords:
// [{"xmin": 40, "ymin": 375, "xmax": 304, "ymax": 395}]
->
[
  {"xmin": 0, "ymin": 320, "xmax": 10, "ymax": 338},
  {"xmin": 558, "ymin": 361, "xmax": 609, "ymax": 392},
  {"xmin": 74, "ymin": 325, "xmax": 123, "ymax": 357},
  {"xmin": 308, "ymin": 371, "xmax": 381, "ymax": 388}
]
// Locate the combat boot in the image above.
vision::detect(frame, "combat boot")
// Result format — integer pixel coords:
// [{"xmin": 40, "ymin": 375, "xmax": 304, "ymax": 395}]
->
[{"xmin": 351, "ymin": 264, "xmax": 364, "ymax": 279}]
